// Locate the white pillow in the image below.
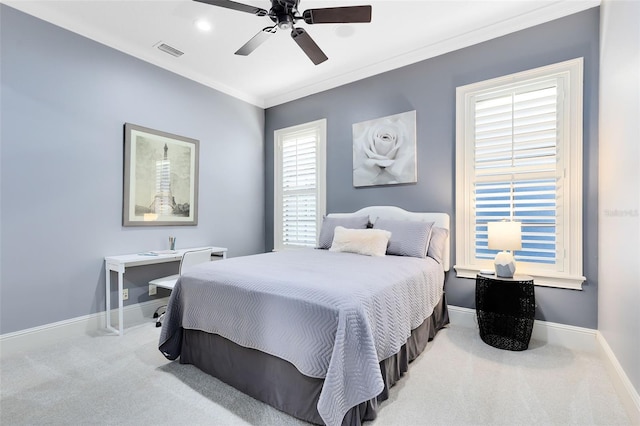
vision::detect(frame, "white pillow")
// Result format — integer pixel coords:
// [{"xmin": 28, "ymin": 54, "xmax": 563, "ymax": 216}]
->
[{"xmin": 329, "ymin": 226, "xmax": 391, "ymax": 257}]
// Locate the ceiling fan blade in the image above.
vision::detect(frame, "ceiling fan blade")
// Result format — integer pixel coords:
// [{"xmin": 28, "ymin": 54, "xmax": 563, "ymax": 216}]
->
[
  {"xmin": 193, "ymin": 0, "xmax": 268, "ymax": 16},
  {"xmin": 235, "ymin": 27, "xmax": 276, "ymax": 56},
  {"xmin": 291, "ymin": 28, "xmax": 328, "ymax": 65},
  {"xmin": 302, "ymin": 5, "xmax": 372, "ymax": 24}
]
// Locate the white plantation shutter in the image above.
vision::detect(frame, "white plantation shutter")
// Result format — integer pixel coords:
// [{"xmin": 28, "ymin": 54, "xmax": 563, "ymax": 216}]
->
[
  {"xmin": 275, "ymin": 119, "xmax": 326, "ymax": 250},
  {"xmin": 281, "ymin": 133, "xmax": 318, "ymax": 247},
  {"xmin": 455, "ymin": 59, "xmax": 585, "ymax": 289},
  {"xmin": 474, "ymin": 82, "xmax": 561, "ymax": 269}
]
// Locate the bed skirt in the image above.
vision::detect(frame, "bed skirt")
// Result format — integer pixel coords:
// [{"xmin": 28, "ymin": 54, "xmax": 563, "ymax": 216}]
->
[{"xmin": 179, "ymin": 294, "xmax": 449, "ymax": 425}]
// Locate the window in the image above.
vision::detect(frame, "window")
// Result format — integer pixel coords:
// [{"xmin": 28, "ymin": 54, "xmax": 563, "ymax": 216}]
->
[
  {"xmin": 274, "ymin": 119, "xmax": 326, "ymax": 251},
  {"xmin": 455, "ymin": 59, "xmax": 585, "ymax": 289}
]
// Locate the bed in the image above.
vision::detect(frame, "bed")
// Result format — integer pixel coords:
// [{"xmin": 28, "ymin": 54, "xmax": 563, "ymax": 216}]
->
[{"xmin": 159, "ymin": 206, "xmax": 450, "ymax": 426}]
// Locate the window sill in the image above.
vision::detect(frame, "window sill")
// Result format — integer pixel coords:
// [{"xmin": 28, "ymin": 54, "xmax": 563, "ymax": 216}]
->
[{"xmin": 454, "ymin": 265, "xmax": 585, "ymax": 290}]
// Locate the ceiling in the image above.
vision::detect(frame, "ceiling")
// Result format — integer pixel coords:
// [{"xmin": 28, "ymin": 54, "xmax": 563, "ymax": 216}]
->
[{"xmin": 3, "ymin": 0, "xmax": 598, "ymax": 108}]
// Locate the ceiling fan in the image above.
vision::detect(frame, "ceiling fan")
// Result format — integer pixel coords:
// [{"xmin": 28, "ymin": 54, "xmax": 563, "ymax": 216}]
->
[{"xmin": 194, "ymin": 0, "xmax": 372, "ymax": 65}]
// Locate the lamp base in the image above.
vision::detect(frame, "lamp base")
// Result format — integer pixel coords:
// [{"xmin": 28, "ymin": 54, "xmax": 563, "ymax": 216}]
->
[{"xmin": 494, "ymin": 251, "xmax": 516, "ymax": 278}]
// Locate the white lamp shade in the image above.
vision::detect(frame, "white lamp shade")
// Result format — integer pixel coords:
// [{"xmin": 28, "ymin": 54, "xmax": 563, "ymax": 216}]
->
[{"xmin": 488, "ymin": 221, "xmax": 522, "ymax": 251}]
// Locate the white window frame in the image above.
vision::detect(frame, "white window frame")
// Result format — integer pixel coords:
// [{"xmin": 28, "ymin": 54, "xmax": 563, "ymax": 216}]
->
[
  {"xmin": 274, "ymin": 119, "xmax": 326, "ymax": 251},
  {"xmin": 455, "ymin": 58, "xmax": 585, "ymax": 289}
]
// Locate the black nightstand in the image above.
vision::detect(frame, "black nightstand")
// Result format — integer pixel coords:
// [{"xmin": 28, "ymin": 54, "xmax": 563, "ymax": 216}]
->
[{"xmin": 475, "ymin": 274, "xmax": 535, "ymax": 351}]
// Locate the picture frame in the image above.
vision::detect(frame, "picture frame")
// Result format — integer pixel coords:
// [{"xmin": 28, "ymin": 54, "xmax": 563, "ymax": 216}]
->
[
  {"xmin": 123, "ymin": 123, "xmax": 199, "ymax": 226},
  {"xmin": 352, "ymin": 110, "xmax": 417, "ymax": 187}
]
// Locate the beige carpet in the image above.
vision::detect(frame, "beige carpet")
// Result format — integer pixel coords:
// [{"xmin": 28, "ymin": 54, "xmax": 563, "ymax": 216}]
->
[{"xmin": 0, "ymin": 321, "xmax": 630, "ymax": 425}]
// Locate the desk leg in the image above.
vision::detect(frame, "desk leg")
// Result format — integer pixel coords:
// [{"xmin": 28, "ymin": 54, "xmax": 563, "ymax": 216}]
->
[
  {"xmin": 106, "ymin": 265, "xmax": 112, "ymax": 331},
  {"xmin": 118, "ymin": 270, "xmax": 124, "ymax": 336},
  {"xmin": 105, "ymin": 262, "xmax": 124, "ymax": 336}
]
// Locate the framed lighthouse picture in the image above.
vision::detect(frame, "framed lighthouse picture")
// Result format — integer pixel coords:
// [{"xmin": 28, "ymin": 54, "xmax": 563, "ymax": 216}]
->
[{"xmin": 123, "ymin": 123, "xmax": 199, "ymax": 226}]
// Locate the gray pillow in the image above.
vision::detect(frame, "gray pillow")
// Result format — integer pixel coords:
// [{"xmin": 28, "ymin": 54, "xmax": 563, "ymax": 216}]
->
[
  {"xmin": 427, "ymin": 227, "xmax": 449, "ymax": 264},
  {"xmin": 317, "ymin": 215, "xmax": 369, "ymax": 249},
  {"xmin": 373, "ymin": 219, "xmax": 434, "ymax": 258}
]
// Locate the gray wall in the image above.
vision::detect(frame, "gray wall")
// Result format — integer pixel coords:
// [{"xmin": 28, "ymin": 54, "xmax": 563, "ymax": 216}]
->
[
  {"xmin": 265, "ymin": 8, "xmax": 600, "ymax": 328},
  {"xmin": 0, "ymin": 5, "xmax": 265, "ymax": 334}
]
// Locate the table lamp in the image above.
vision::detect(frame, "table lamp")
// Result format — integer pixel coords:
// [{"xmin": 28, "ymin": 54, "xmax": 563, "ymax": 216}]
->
[{"xmin": 488, "ymin": 220, "xmax": 522, "ymax": 278}]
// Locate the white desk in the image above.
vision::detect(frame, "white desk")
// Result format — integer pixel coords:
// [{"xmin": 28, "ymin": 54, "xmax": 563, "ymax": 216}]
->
[{"xmin": 105, "ymin": 246, "xmax": 227, "ymax": 336}]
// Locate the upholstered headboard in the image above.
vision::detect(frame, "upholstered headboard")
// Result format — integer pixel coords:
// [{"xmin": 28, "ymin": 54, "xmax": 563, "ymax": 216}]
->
[{"xmin": 328, "ymin": 206, "xmax": 450, "ymax": 271}]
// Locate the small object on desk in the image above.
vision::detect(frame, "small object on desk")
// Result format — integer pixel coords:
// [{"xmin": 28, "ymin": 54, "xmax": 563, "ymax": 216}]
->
[
  {"xmin": 479, "ymin": 269, "xmax": 494, "ymax": 275},
  {"xmin": 169, "ymin": 236, "xmax": 176, "ymax": 251},
  {"xmin": 475, "ymin": 273, "xmax": 535, "ymax": 351},
  {"xmin": 138, "ymin": 252, "xmax": 159, "ymax": 256}
]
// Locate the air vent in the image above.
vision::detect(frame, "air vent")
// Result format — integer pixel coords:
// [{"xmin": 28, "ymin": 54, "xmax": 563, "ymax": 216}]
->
[{"xmin": 154, "ymin": 42, "xmax": 184, "ymax": 58}]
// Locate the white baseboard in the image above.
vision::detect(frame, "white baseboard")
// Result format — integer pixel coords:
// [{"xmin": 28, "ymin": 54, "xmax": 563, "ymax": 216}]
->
[
  {"xmin": 447, "ymin": 305, "xmax": 478, "ymax": 329},
  {"xmin": 596, "ymin": 332, "xmax": 640, "ymax": 425},
  {"xmin": 447, "ymin": 304, "xmax": 598, "ymax": 352},
  {"xmin": 0, "ymin": 298, "xmax": 169, "ymax": 358}
]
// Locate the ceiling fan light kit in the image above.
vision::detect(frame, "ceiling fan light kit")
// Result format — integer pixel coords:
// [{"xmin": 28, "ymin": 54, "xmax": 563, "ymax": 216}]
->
[{"xmin": 194, "ymin": 0, "xmax": 372, "ymax": 65}]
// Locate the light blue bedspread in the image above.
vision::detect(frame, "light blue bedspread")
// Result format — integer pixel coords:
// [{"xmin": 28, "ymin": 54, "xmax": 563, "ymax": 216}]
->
[{"xmin": 159, "ymin": 249, "xmax": 444, "ymax": 426}]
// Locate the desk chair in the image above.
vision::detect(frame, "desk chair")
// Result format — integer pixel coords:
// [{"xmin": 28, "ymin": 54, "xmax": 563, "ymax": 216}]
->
[{"xmin": 151, "ymin": 248, "xmax": 213, "ymax": 327}]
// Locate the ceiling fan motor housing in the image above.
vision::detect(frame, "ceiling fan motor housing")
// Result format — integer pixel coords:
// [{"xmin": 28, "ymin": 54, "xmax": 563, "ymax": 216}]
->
[{"xmin": 269, "ymin": 0, "xmax": 298, "ymax": 30}]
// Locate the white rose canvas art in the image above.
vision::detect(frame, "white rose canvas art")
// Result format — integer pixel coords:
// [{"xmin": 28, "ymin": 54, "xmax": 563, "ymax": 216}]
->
[{"xmin": 352, "ymin": 110, "xmax": 417, "ymax": 187}]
